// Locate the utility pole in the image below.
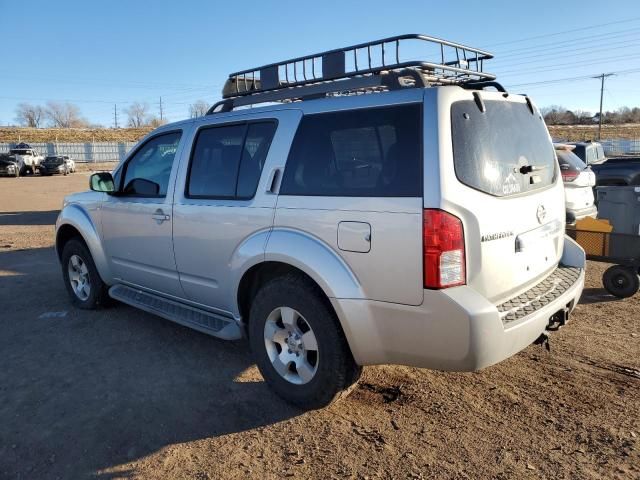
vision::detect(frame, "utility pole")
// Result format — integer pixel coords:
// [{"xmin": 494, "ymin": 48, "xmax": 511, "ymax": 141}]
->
[
  {"xmin": 113, "ymin": 104, "xmax": 119, "ymax": 129},
  {"xmin": 593, "ymin": 73, "xmax": 615, "ymax": 140},
  {"xmin": 159, "ymin": 96, "xmax": 163, "ymax": 122}
]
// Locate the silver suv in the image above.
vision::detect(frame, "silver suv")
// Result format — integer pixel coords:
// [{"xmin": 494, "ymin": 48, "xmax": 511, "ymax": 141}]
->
[{"xmin": 55, "ymin": 35, "xmax": 586, "ymax": 408}]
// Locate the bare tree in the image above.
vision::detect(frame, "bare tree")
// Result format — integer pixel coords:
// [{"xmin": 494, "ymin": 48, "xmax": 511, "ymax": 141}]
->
[
  {"xmin": 125, "ymin": 102, "xmax": 151, "ymax": 127},
  {"xmin": 189, "ymin": 100, "xmax": 209, "ymax": 118},
  {"xmin": 148, "ymin": 116, "xmax": 168, "ymax": 128},
  {"xmin": 45, "ymin": 102, "xmax": 87, "ymax": 128},
  {"xmin": 15, "ymin": 103, "xmax": 45, "ymax": 127}
]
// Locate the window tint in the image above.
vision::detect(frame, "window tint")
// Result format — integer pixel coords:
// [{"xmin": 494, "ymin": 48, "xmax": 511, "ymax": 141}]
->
[
  {"xmin": 122, "ymin": 132, "xmax": 181, "ymax": 197},
  {"xmin": 451, "ymin": 100, "xmax": 556, "ymax": 197},
  {"xmin": 187, "ymin": 125, "xmax": 245, "ymax": 197},
  {"xmin": 237, "ymin": 123, "xmax": 277, "ymax": 198},
  {"xmin": 187, "ymin": 122, "xmax": 276, "ymax": 198},
  {"xmin": 280, "ymin": 105, "xmax": 422, "ymax": 197}
]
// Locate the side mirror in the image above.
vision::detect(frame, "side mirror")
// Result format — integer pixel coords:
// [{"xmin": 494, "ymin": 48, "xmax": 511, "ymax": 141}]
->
[{"xmin": 90, "ymin": 172, "xmax": 116, "ymax": 193}]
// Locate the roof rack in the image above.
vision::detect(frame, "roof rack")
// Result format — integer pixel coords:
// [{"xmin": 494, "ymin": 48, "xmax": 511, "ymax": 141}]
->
[{"xmin": 208, "ymin": 34, "xmax": 496, "ymax": 114}]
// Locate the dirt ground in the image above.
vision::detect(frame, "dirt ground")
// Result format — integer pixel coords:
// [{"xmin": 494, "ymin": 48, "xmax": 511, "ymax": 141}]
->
[{"xmin": 0, "ymin": 174, "xmax": 638, "ymax": 480}]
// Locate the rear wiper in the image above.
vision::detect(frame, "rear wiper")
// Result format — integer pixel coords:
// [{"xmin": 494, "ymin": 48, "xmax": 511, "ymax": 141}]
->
[{"xmin": 518, "ymin": 164, "xmax": 547, "ymax": 175}]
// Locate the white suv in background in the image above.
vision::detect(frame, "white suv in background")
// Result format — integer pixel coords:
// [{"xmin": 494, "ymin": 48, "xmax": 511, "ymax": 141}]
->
[
  {"xmin": 555, "ymin": 144, "xmax": 598, "ymax": 224},
  {"xmin": 55, "ymin": 35, "xmax": 586, "ymax": 408}
]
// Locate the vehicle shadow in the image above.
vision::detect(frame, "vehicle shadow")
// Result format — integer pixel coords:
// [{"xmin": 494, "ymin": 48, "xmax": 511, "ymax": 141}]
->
[
  {"xmin": 579, "ymin": 287, "xmax": 622, "ymax": 305},
  {"xmin": 0, "ymin": 247, "xmax": 300, "ymax": 479},
  {"xmin": 0, "ymin": 210, "xmax": 60, "ymax": 226}
]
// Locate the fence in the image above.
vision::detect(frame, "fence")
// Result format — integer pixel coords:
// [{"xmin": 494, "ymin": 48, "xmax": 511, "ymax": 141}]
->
[
  {"xmin": 600, "ymin": 138, "xmax": 640, "ymax": 156},
  {"xmin": 0, "ymin": 141, "xmax": 137, "ymax": 163}
]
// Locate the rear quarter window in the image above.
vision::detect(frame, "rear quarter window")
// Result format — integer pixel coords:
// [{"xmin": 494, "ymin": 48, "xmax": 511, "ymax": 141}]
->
[
  {"xmin": 451, "ymin": 99, "xmax": 557, "ymax": 197},
  {"xmin": 280, "ymin": 104, "xmax": 422, "ymax": 197}
]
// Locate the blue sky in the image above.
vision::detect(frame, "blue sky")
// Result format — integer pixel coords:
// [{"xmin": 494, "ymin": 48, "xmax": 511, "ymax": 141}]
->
[{"xmin": 1, "ymin": 0, "xmax": 640, "ymax": 126}]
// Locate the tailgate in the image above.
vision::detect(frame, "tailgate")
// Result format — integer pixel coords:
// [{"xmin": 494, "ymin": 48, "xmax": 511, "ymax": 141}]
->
[{"xmin": 433, "ymin": 88, "xmax": 565, "ymax": 304}]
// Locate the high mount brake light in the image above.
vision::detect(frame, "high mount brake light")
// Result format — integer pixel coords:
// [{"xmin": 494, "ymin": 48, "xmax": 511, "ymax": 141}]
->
[{"xmin": 423, "ymin": 209, "xmax": 466, "ymax": 289}]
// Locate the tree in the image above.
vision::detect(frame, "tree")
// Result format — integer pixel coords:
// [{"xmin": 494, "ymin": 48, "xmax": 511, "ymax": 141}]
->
[
  {"xmin": 189, "ymin": 100, "xmax": 209, "ymax": 118},
  {"xmin": 125, "ymin": 102, "xmax": 151, "ymax": 128},
  {"xmin": 148, "ymin": 116, "xmax": 168, "ymax": 128},
  {"xmin": 45, "ymin": 102, "xmax": 87, "ymax": 128},
  {"xmin": 15, "ymin": 103, "xmax": 45, "ymax": 127}
]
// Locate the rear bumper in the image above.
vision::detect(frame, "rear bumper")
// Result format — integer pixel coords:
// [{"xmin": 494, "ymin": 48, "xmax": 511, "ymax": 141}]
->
[{"xmin": 333, "ymin": 235, "xmax": 586, "ymax": 371}]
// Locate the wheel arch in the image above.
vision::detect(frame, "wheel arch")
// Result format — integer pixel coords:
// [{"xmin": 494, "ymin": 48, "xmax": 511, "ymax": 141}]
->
[{"xmin": 56, "ymin": 204, "xmax": 113, "ymax": 283}]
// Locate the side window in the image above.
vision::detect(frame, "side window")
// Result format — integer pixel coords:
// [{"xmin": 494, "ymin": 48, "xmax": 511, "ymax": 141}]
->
[
  {"xmin": 187, "ymin": 121, "xmax": 276, "ymax": 199},
  {"xmin": 237, "ymin": 123, "xmax": 277, "ymax": 198},
  {"xmin": 280, "ymin": 105, "xmax": 421, "ymax": 197},
  {"xmin": 121, "ymin": 132, "xmax": 181, "ymax": 197}
]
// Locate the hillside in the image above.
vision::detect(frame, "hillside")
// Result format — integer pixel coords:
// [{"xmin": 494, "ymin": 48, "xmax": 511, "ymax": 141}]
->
[
  {"xmin": 0, "ymin": 127, "xmax": 153, "ymax": 143},
  {"xmin": 548, "ymin": 123, "xmax": 640, "ymax": 141},
  {"xmin": 1, "ymin": 123, "xmax": 639, "ymax": 144}
]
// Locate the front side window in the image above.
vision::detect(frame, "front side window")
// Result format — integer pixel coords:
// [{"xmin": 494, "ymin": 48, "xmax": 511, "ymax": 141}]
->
[
  {"xmin": 121, "ymin": 132, "xmax": 181, "ymax": 197},
  {"xmin": 280, "ymin": 104, "xmax": 422, "ymax": 197},
  {"xmin": 186, "ymin": 121, "xmax": 276, "ymax": 199}
]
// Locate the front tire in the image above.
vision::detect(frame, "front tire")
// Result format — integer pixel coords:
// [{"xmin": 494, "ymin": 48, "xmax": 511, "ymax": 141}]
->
[
  {"xmin": 61, "ymin": 238, "xmax": 110, "ymax": 309},
  {"xmin": 249, "ymin": 273, "xmax": 361, "ymax": 409}
]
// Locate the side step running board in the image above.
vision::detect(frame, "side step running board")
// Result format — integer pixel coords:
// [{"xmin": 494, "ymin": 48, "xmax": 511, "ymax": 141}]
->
[{"xmin": 109, "ymin": 284, "xmax": 242, "ymax": 340}]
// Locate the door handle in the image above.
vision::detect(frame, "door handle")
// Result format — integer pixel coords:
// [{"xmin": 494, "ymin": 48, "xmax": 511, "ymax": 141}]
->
[{"xmin": 151, "ymin": 209, "xmax": 170, "ymax": 224}]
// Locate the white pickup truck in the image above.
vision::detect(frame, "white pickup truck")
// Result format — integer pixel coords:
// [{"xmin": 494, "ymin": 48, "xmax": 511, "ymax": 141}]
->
[{"xmin": 10, "ymin": 143, "xmax": 44, "ymax": 175}]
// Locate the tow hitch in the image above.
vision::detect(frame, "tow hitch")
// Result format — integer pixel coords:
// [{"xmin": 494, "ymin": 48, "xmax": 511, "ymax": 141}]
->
[
  {"xmin": 534, "ymin": 308, "xmax": 570, "ymax": 352},
  {"xmin": 547, "ymin": 308, "xmax": 569, "ymax": 331}
]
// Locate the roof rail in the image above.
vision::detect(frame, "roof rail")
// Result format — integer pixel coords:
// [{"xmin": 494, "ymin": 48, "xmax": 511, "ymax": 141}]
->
[{"xmin": 207, "ymin": 34, "xmax": 495, "ymax": 114}]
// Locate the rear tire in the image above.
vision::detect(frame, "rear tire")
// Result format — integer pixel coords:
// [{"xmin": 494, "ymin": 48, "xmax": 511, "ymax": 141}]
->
[
  {"xmin": 603, "ymin": 265, "xmax": 639, "ymax": 298},
  {"xmin": 248, "ymin": 273, "xmax": 361, "ymax": 409},
  {"xmin": 61, "ymin": 238, "xmax": 110, "ymax": 309}
]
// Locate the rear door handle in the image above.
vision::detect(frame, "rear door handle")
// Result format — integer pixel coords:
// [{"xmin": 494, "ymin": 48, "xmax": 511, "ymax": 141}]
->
[{"xmin": 151, "ymin": 209, "xmax": 170, "ymax": 224}]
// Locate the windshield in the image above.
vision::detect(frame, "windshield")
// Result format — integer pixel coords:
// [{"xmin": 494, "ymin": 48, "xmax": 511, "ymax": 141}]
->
[
  {"xmin": 10, "ymin": 149, "xmax": 33, "ymax": 155},
  {"xmin": 45, "ymin": 157, "xmax": 63, "ymax": 164},
  {"xmin": 451, "ymin": 99, "xmax": 557, "ymax": 197}
]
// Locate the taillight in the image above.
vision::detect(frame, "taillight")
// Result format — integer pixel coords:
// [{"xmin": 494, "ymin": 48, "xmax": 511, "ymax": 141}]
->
[
  {"xmin": 561, "ymin": 169, "xmax": 579, "ymax": 182},
  {"xmin": 423, "ymin": 209, "xmax": 466, "ymax": 289}
]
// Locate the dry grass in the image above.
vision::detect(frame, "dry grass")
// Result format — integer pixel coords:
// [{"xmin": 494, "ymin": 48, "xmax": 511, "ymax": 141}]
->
[
  {"xmin": 2, "ymin": 124, "xmax": 639, "ymax": 144},
  {"xmin": 548, "ymin": 124, "xmax": 640, "ymax": 141},
  {"xmin": 0, "ymin": 127, "xmax": 153, "ymax": 143}
]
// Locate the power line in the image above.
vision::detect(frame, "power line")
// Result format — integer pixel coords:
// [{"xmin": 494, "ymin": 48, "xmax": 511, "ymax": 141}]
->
[
  {"xmin": 483, "ymin": 16, "xmax": 640, "ymax": 48},
  {"xmin": 494, "ymin": 27, "xmax": 640, "ymax": 57},
  {"xmin": 497, "ymin": 52, "xmax": 640, "ymax": 77},
  {"xmin": 505, "ymin": 67, "xmax": 640, "ymax": 88},
  {"xmin": 493, "ymin": 37, "xmax": 640, "ymax": 66}
]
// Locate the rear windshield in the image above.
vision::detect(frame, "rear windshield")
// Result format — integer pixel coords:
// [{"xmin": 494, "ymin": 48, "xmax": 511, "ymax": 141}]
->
[
  {"xmin": 557, "ymin": 150, "xmax": 586, "ymax": 172},
  {"xmin": 451, "ymin": 99, "xmax": 556, "ymax": 197}
]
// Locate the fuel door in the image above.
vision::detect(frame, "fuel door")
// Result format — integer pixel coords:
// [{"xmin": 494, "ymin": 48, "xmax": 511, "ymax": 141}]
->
[{"xmin": 337, "ymin": 221, "xmax": 371, "ymax": 253}]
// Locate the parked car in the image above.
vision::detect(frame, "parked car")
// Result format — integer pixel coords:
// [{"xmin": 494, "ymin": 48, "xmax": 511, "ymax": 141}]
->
[
  {"xmin": 568, "ymin": 141, "xmax": 606, "ymax": 165},
  {"xmin": 39, "ymin": 155, "xmax": 75, "ymax": 176},
  {"xmin": 591, "ymin": 156, "xmax": 640, "ymax": 186},
  {"xmin": 0, "ymin": 154, "xmax": 20, "ymax": 177},
  {"xmin": 9, "ymin": 142, "xmax": 44, "ymax": 175},
  {"xmin": 555, "ymin": 144, "xmax": 597, "ymax": 223},
  {"xmin": 55, "ymin": 34, "xmax": 585, "ymax": 408}
]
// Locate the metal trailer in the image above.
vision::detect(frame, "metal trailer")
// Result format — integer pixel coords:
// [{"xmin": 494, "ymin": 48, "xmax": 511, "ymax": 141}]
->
[{"xmin": 567, "ymin": 228, "xmax": 640, "ymax": 298}]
